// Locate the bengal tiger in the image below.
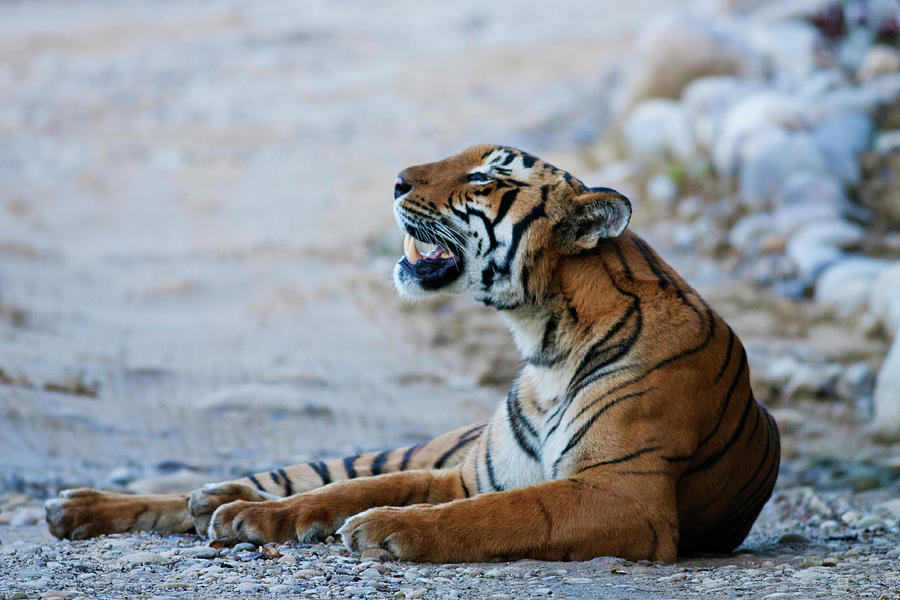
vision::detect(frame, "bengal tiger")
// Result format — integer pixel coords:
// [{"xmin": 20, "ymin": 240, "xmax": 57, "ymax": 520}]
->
[{"xmin": 45, "ymin": 145, "xmax": 780, "ymax": 563}]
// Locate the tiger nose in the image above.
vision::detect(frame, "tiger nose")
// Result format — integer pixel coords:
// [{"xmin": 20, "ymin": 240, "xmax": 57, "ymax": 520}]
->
[{"xmin": 394, "ymin": 174, "xmax": 413, "ymax": 199}]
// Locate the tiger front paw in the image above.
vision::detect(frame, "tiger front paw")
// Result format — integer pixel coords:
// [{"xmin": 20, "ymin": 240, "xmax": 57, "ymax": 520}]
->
[
  {"xmin": 338, "ymin": 506, "xmax": 433, "ymax": 562},
  {"xmin": 207, "ymin": 495, "xmax": 340, "ymax": 545},
  {"xmin": 189, "ymin": 482, "xmax": 276, "ymax": 537}
]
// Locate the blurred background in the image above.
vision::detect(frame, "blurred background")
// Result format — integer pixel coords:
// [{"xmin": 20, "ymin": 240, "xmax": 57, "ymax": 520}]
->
[{"xmin": 1, "ymin": 0, "xmax": 899, "ymax": 534}]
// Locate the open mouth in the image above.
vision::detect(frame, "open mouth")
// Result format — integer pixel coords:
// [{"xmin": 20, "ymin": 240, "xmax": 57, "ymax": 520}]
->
[{"xmin": 399, "ymin": 230, "xmax": 464, "ymax": 290}]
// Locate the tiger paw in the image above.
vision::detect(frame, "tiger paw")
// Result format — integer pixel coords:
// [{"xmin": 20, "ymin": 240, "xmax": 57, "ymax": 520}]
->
[
  {"xmin": 189, "ymin": 482, "xmax": 277, "ymax": 537},
  {"xmin": 208, "ymin": 495, "xmax": 343, "ymax": 544},
  {"xmin": 45, "ymin": 488, "xmax": 192, "ymax": 540},
  {"xmin": 338, "ymin": 506, "xmax": 431, "ymax": 562}
]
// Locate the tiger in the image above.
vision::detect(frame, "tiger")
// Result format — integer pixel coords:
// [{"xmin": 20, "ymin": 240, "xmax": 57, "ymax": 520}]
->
[{"xmin": 45, "ymin": 145, "xmax": 780, "ymax": 563}]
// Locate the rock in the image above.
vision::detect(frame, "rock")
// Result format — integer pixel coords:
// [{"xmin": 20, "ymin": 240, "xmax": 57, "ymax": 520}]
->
[
  {"xmin": 713, "ymin": 92, "xmax": 808, "ymax": 176},
  {"xmin": 786, "ymin": 219, "xmax": 866, "ymax": 281},
  {"xmin": 180, "ymin": 546, "xmax": 220, "ymax": 559},
  {"xmin": 236, "ymin": 582, "xmax": 265, "ymax": 594},
  {"xmin": 729, "ymin": 212, "xmax": 774, "ymax": 253},
  {"xmin": 869, "ymin": 262, "xmax": 900, "ymax": 334},
  {"xmin": 858, "ymin": 45, "xmax": 900, "ymax": 83},
  {"xmin": 873, "ymin": 337, "xmax": 900, "ymax": 442},
  {"xmin": 622, "ymin": 99, "xmax": 695, "ymax": 163},
  {"xmin": 774, "ymin": 171, "xmax": 851, "ymax": 214},
  {"xmin": 118, "ymin": 551, "xmax": 170, "ymax": 567},
  {"xmin": 878, "ymin": 498, "xmax": 900, "ymax": 520},
  {"xmin": 811, "ymin": 110, "xmax": 875, "ymax": 185},
  {"xmin": 784, "ymin": 363, "xmax": 841, "ymax": 400},
  {"xmin": 744, "ymin": 21, "xmax": 820, "ymax": 85},
  {"xmin": 681, "ymin": 75, "xmax": 762, "ymax": 154},
  {"xmin": 232, "ymin": 542, "xmax": 256, "ymax": 552},
  {"xmin": 779, "ymin": 533, "xmax": 812, "ymax": 545},
  {"xmin": 874, "ymin": 130, "xmax": 900, "ymax": 154},
  {"xmin": 614, "ymin": 12, "xmax": 763, "ymax": 114},
  {"xmin": 8, "ymin": 506, "xmax": 44, "ymax": 527},
  {"xmin": 739, "ymin": 131, "xmax": 830, "ymax": 204},
  {"xmin": 646, "ymin": 173, "xmax": 678, "ymax": 206},
  {"xmin": 815, "ymin": 258, "xmax": 891, "ymax": 315}
]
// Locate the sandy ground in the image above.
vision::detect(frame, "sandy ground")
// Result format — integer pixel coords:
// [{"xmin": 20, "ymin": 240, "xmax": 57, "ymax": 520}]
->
[
  {"xmin": 2, "ymin": 1, "xmax": 900, "ymax": 599},
  {"xmin": 0, "ymin": 0, "xmax": 675, "ymax": 486}
]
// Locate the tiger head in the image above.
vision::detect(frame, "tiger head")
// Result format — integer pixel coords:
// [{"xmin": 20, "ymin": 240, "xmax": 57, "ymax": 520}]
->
[{"xmin": 392, "ymin": 145, "xmax": 632, "ymax": 309}]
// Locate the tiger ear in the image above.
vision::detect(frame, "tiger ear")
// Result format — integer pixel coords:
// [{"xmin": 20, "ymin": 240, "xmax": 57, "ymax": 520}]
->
[{"xmin": 553, "ymin": 187, "xmax": 632, "ymax": 252}]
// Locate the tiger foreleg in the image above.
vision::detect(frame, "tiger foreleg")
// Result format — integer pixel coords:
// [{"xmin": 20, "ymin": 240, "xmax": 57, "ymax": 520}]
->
[
  {"xmin": 45, "ymin": 489, "xmax": 194, "ymax": 540},
  {"xmin": 339, "ymin": 474, "xmax": 679, "ymax": 563},
  {"xmin": 207, "ymin": 468, "xmax": 470, "ymax": 545}
]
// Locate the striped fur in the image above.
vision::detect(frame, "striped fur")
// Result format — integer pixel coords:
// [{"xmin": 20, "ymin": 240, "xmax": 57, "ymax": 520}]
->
[{"xmin": 45, "ymin": 145, "xmax": 779, "ymax": 564}]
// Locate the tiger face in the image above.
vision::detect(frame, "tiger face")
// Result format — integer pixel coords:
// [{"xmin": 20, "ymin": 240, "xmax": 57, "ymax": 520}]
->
[{"xmin": 393, "ymin": 145, "xmax": 632, "ymax": 309}]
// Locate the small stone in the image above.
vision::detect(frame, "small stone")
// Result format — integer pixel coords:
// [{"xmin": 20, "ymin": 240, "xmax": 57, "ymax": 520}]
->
[
  {"xmin": 822, "ymin": 557, "xmax": 839, "ymax": 567},
  {"xmin": 236, "ymin": 582, "xmax": 265, "ymax": 594},
  {"xmin": 563, "ymin": 577, "xmax": 593, "ymax": 584},
  {"xmin": 180, "ymin": 546, "xmax": 220, "ymax": 559},
  {"xmin": 233, "ymin": 542, "xmax": 256, "ymax": 552},
  {"xmin": 404, "ymin": 588, "xmax": 427, "ymax": 599},
  {"xmin": 268, "ymin": 585, "xmax": 292, "ymax": 594},
  {"xmin": 40, "ymin": 592, "xmax": 74, "ymax": 599},
  {"xmin": 119, "ymin": 551, "xmax": 169, "ymax": 567},
  {"xmin": 532, "ymin": 588, "xmax": 552, "ymax": 596},
  {"xmin": 279, "ymin": 554, "xmax": 298, "ymax": 564},
  {"xmin": 778, "ymin": 533, "xmax": 812, "ymax": 545},
  {"xmin": 858, "ymin": 45, "xmax": 900, "ymax": 82},
  {"xmin": 261, "ymin": 543, "xmax": 283, "ymax": 559},
  {"xmin": 484, "ymin": 568, "xmax": 505, "ymax": 578},
  {"xmin": 361, "ymin": 566, "xmax": 383, "ymax": 578}
]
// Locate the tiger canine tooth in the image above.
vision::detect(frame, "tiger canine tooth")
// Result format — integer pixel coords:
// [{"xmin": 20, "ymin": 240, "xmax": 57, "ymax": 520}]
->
[{"xmin": 404, "ymin": 234, "xmax": 422, "ymax": 264}]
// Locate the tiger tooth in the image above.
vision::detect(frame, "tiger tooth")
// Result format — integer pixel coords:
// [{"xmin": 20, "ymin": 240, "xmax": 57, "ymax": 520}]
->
[{"xmin": 404, "ymin": 234, "xmax": 422, "ymax": 264}]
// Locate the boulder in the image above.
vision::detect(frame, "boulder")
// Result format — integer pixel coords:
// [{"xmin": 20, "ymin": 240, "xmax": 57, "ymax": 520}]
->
[
  {"xmin": 738, "ymin": 131, "xmax": 829, "ymax": 204},
  {"xmin": 811, "ymin": 110, "xmax": 875, "ymax": 185},
  {"xmin": 713, "ymin": 92, "xmax": 808, "ymax": 176},
  {"xmin": 614, "ymin": 12, "xmax": 764, "ymax": 114},
  {"xmin": 681, "ymin": 75, "xmax": 763, "ymax": 154},
  {"xmin": 743, "ymin": 21, "xmax": 820, "ymax": 85},
  {"xmin": 869, "ymin": 262, "xmax": 900, "ymax": 335},
  {"xmin": 622, "ymin": 99, "xmax": 695, "ymax": 163},
  {"xmin": 873, "ymin": 337, "xmax": 900, "ymax": 442},
  {"xmin": 786, "ymin": 219, "xmax": 866, "ymax": 280},
  {"xmin": 815, "ymin": 257, "xmax": 891, "ymax": 315}
]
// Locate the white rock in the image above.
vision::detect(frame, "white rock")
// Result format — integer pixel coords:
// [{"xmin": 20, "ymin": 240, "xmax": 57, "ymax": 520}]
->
[
  {"xmin": 869, "ymin": 263, "xmax": 900, "ymax": 334},
  {"xmin": 873, "ymin": 337, "xmax": 900, "ymax": 442},
  {"xmin": 739, "ymin": 132, "xmax": 829, "ymax": 204},
  {"xmin": 614, "ymin": 12, "xmax": 764, "ymax": 114},
  {"xmin": 729, "ymin": 212, "xmax": 774, "ymax": 251},
  {"xmin": 786, "ymin": 220, "xmax": 865, "ymax": 280},
  {"xmin": 744, "ymin": 21, "xmax": 820, "ymax": 85},
  {"xmin": 775, "ymin": 171, "xmax": 847, "ymax": 210},
  {"xmin": 119, "ymin": 551, "xmax": 170, "ymax": 567},
  {"xmin": 811, "ymin": 110, "xmax": 875, "ymax": 185},
  {"xmin": 236, "ymin": 582, "xmax": 265, "ymax": 594},
  {"xmin": 878, "ymin": 498, "xmax": 900, "ymax": 520},
  {"xmin": 858, "ymin": 45, "xmax": 900, "ymax": 83},
  {"xmin": 796, "ymin": 70, "xmax": 849, "ymax": 103},
  {"xmin": 681, "ymin": 75, "xmax": 762, "ymax": 154},
  {"xmin": 815, "ymin": 258, "xmax": 891, "ymax": 315},
  {"xmin": 874, "ymin": 130, "xmax": 900, "ymax": 155},
  {"xmin": 814, "ymin": 74, "xmax": 900, "ymax": 120},
  {"xmin": 713, "ymin": 92, "xmax": 808, "ymax": 176},
  {"xmin": 622, "ymin": 99, "xmax": 695, "ymax": 163}
]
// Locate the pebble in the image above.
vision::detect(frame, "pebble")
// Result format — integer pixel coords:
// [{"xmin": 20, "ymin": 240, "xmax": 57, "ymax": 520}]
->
[
  {"xmin": 118, "ymin": 551, "xmax": 170, "ymax": 567},
  {"xmin": 232, "ymin": 542, "xmax": 256, "ymax": 553},
  {"xmin": 236, "ymin": 582, "xmax": 265, "ymax": 593},
  {"xmin": 180, "ymin": 546, "xmax": 220, "ymax": 559}
]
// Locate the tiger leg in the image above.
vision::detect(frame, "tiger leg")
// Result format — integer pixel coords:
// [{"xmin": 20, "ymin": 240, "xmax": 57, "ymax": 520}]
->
[
  {"xmin": 208, "ymin": 467, "xmax": 470, "ymax": 545},
  {"xmin": 45, "ymin": 421, "xmax": 486, "ymax": 540},
  {"xmin": 340, "ymin": 472, "xmax": 679, "ymax": 563}
]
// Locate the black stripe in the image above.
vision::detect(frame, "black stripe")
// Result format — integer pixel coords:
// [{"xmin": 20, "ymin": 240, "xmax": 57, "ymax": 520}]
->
[
  {"xmin": 434, "ymin": 424, "xmax": 486, "ymax": 469},
  {"xmin": 484, "ymin": 428, "xmax": 505, "ymax": 491},
  {"xmin": 343, "ymin": 455, "xmax": 359, "ymax": 479},
  {"xmin": 492, "ymin": 188, "xmax": 519, "ymax": 226},
  {"xmin": 715, "ymin": 327, "xmax": 736, "ymax": 383},
  {"xmin": 277, "ymin": 468, "xmax": 293, "ymax": 496},
  {"xmin": 684, "ymin": 390, "xmax": 756, "ymax": 475},
  {"xmin": 308, "ymin": 461, "xmax": 332, "ymax": 486},
  {"xmin": 554, "ymin": 388, "xmax": 655, "ymax": 475},
  {"xmin": 247, "ymin": 474, "xmax": 265, "ymax": 492},
  {"xmin": 400, "ymin": 443, "xmax": 422, "ymax": 471},
  {"xmin": 459, "ymin": 472, "xmax": 471, "ymax": 498},
  {"xmin": 577, "ymin": 445, "xmax": 663, "ymax": 474},
  {"xmin": 697, "ymin": 347, "xmax": 748, "ymax": 448},
  {"xmin": 497, "ymin": 202, "xmax": 546, "ymax": 276},
  {"xmin": 505, "ymin": 388, "xmax": 540, "ymax": 461},
  {"xmin": 370, "ymin": 450, "xmax": 391, "ymax": 476}
]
